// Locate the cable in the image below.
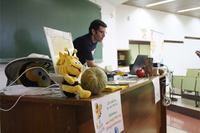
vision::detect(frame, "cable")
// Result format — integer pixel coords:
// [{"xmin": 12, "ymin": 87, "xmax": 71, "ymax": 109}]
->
[
  {"xmin": 160, "ymin": 79, "xmax": 171, "ymax": 106},
  {"xmin": 162, "ymin": 91, "xmax": 171, "ymax": 106},
  {"xmin": 0, "ymin": 93, "xmax": 26, "ymax": 112},
  {"xmin": 0, "ymin": 66, "xmax": 60, "ymax": 112},
  {"xmin": 162, "ymin": 84, "xmax": 171, "ymax": 106},
  {"xmin": 162, "ymin": 96, "xmax": 171, "ymax": 106},
  {"xmin": 163, "ymin": 64, "xmax": 169, "ymax": 73},
  {"xmin": 168, "ymin": 70, "xmax": 178, "ymax": 101},
  {"xmin": 160, "ymin": 64, "xmax": 177, "ymax": 105}
]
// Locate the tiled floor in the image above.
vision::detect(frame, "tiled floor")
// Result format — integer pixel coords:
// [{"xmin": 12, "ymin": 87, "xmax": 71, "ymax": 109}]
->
[
  {"xmin": 170, "ymin": 95, "xmax": 200, "ymax": 111},
  {"xmin": 167, "ymin": 125, "xmax": 189, "ymax": 133},
  {"xmin": 167, "ymin": 96, "xmax": 200, "ymax": 133}
]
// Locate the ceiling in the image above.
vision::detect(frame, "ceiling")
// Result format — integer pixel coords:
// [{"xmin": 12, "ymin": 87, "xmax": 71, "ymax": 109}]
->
[{"xmin": 106, "ymin": 0, "xmax": 200, "ymax": 18}]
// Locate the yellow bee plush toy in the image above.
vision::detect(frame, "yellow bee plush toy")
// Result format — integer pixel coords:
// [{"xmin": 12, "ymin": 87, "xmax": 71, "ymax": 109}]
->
[
  {"xmin": 56, "ymin": 48, "xmax": 91, "ymax": 98},
  {"xmin": 17, "ymin": 62, "xmax": 52, "ymax": 87}
]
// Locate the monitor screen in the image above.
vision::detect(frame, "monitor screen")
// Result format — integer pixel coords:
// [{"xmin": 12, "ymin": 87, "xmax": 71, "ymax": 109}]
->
[{"xmin": 129, "ymin": 55, "xmax": 148, "ymax": 75}]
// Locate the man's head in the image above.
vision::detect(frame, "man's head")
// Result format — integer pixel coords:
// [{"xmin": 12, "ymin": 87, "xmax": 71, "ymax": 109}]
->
[{"xmin": 89, "ymin": 19, "xmax": 107, "ymax": 43}]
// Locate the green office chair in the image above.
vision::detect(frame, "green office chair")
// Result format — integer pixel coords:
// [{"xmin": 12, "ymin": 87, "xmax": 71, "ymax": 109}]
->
[
  {"xmin": 181, "ymin": 76, "xmax": 196, "ymax": 92},
  {"xmin": 170, "ymin": 75, "xmax": 182, "ymax": 100},
  {"xmin": 172, "ymin": 76, "xmax": 182, "ymax": 89},
  {"xmin": 186, "ymin": 69, "xmax": 199, "ymax": 76}
]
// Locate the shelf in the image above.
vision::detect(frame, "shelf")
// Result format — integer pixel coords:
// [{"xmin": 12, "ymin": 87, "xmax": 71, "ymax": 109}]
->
[{"xmin": 117, "ymin": 49, "xmax": 130, "ymax": 67}]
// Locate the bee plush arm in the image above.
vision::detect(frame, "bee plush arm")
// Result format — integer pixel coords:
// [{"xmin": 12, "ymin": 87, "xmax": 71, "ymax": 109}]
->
[{"xmin": 64, "ymin": 74, "xmax": 74, "ymax": 85}]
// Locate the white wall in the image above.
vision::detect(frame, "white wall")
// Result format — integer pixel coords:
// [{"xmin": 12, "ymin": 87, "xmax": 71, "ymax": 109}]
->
[
  {"xmin": 115, "ymin": 5, "xmax": 200, "ymax": 75},
  {"xmin": 90, "ymin": 1, "xmax": 200, "ymax": 75},
  {"xmin": 0, "ymin": 64, "xmax": 7, "ymax": 89},
  {"xmin": 90, "ymin": 0, "xmax": 119, "ymax": 71}
]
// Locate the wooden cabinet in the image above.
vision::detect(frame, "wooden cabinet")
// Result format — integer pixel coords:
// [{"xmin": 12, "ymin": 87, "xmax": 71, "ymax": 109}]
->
[{"xmin": 117, "ymin": 49, "xmax": 130, "ymax": 68}]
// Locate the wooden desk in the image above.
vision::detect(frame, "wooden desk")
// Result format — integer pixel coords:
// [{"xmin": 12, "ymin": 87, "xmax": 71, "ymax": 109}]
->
[{"xmin": 0, "ymin": 75, "xmax": 166, "ymax": 133}]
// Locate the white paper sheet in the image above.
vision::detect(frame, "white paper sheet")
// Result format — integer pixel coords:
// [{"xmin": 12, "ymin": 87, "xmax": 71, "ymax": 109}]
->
[
  {"xmin": 91, "ymin": 91, "xmax": 124, "ymax": 133},
  {"xmin": 152, "ymin": 77, "xmax": 161, "ymax": 104}
]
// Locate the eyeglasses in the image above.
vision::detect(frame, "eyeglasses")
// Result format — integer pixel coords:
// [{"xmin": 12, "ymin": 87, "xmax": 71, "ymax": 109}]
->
[{"xmin": 97, "ymin": 30, "xmax": 107, "ymax": 35}]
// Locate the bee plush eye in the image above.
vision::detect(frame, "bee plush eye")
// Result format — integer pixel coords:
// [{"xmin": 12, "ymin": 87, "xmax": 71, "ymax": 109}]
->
[
  {"xmin": 42, "ymin": 76, "xmax": 46, "ymax": 80},
  {"xmin": 38, "ymin": 71, "xmax": 42, "ymax": 76},
  {"xmin": 32, "ymin": 68, "xmax": 49, "ymax": 84},
  {"xmin": 74, "ymin": 60, "xmax": 81, "ymax": 64},
  {"xmin": 32, "ymin": 69, "xmax": 42, "ymax": 77}
]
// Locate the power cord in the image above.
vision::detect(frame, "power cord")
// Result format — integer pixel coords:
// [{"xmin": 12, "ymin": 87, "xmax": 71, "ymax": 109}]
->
[
  {"xmin": 160, "ymin": 81, "xmax": 171, "ymax": 106},
  {"xmin": 153, "ymin": 63, "xmax": 169, "ymax": 72},
  {"xmin": 155, "ymin": 63, "xmax": 177, "ymax": 104},
  {"xmin": 168, "ymin": 70, "xmax": 178, "ymax": 101},
  {"xmin": 0, "ymin": 66, "xmax": 60, "ymax": 112}
]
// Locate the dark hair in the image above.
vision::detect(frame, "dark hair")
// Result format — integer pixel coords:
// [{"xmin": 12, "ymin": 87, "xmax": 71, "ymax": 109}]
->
[{"xmin": 89, "ymin": 19, "xmax": 107, "ymax": 35}]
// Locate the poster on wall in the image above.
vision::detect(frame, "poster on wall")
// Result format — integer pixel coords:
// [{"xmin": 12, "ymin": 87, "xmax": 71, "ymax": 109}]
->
[
  {"xmin": 141, "ymin": 28, "xmax": 147, "ymax": 39},
  {"xmin": 150, "ymin": 30, "xmax": 164, "ymax": 63},
  {"xmin": 91, "ymin": 91, "xmax": 124, "ymax": 133},
  {"xmin": 44, "ymin": 27, "xmax": 74, "ymax": 73}
]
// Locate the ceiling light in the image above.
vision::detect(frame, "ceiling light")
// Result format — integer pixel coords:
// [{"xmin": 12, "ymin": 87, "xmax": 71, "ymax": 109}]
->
[
  {"xmin": 146, "ymin": 0, "xmax": 175, "ymax": 7},
  {"xmin": 177, "ymin": 7, "xmax": 200, "ymax": 13}
]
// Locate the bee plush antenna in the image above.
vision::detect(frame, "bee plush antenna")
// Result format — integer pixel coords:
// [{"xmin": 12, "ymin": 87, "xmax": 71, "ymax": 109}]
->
[
  {"xmin": 72, "ymin": 49, "xmax": 77, "ymax": 56},
  {"xmin": 64, "ymin": 48, "xmax": 70, "ymax": 56}
]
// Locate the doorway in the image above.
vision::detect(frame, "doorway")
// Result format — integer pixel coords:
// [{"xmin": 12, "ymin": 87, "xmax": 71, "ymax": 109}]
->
[{"xmin": 129, "ymin": 40, "xmax": 150, "ymax": 64}]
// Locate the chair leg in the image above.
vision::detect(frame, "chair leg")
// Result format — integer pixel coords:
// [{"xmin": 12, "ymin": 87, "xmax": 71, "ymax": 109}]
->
[
  {"xmin": 169, "ymin": 87, "xmax": 173, "ymax": 99},
  {"xmin": 195, "ymin": 92, "xmax": 200, "ymax": 107}
]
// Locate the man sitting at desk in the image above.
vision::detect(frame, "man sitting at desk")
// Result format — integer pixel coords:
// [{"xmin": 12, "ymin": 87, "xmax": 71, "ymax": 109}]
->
[{"xmin": 73, "ymin": 19, "xmax": 120, "ymax": 73}]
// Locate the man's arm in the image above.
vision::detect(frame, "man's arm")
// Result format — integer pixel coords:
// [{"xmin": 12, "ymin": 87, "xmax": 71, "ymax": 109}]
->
[{"xmin": 86, "ymin": 60, "xmax": 121, "ymax": 73}]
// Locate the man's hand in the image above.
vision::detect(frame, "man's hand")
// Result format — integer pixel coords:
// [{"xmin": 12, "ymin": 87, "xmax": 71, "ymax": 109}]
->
[
  {"xmin": 113, "ymin": 70, "xmax": 122, "ymax": 73},
  {"xmin": 195, "ymin": 50, "xmax": 200, "ymax": 58}
]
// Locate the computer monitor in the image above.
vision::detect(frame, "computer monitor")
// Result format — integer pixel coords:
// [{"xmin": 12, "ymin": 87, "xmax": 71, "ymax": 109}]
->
[{"xmin": 129, "ymin": 55, "xmax": 148, "ymax": 75}]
